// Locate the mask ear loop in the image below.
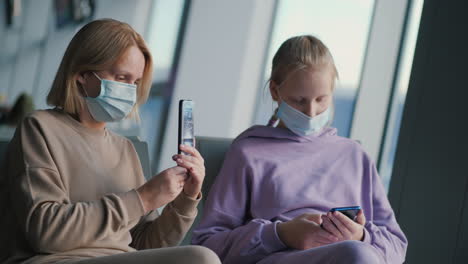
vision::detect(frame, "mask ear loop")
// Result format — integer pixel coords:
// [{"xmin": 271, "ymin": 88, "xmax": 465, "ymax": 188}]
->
[
  {"xmin": 80, "ymin": 77, "xmax": 90, "ymax": 98},
  {"xmin": 93, "ymin": 72, "xmax": 103, "ymax": 81},
  {"xmin": 267, "ymin": 84, "xmax": 283, "ymax": 127}
]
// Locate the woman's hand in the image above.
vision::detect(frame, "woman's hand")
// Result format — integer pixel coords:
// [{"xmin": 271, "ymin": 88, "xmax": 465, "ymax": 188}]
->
[
  {"xmin": 321, "ymin": 209, "xmax": 366, "ymax": 241},
  {"xmin": 277, "ymin": 214, "xmax": 338, "ymax": 250},
  {"xmin": 172, "ymin": 144, "xmax": 205, "ymax": 199},
  {"xmin": 137, "ymin": 166, "xmax": 188, "ymax": 213}
]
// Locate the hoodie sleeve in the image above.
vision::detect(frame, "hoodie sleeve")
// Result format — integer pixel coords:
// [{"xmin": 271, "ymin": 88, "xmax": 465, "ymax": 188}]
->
[
  {"xmin": 361, "ymin": 155, "xmax": 408, "ymax": 263},
  {"xmin": 191, "ymin": 143, "xmax": 287, "ymax": 264}
]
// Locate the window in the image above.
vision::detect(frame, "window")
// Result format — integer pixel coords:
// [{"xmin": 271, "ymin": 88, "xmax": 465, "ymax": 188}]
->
[
  {"xmin": 254, "ymin": 0, "xmax": 376, "ymax": 138},
  {"xmin": 107, "ymin": 0, "xmax": 189, "ymax": 173},
  {"xmin": 378, "ymin": 0, "xmax": 424, "ymax": 190},
  {"xmin": 146, "ymin": 0, "xmax": 186, "ymax": 84}
]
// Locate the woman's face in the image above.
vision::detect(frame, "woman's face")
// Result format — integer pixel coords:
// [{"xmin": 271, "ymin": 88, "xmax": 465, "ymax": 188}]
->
[
  {"xmin": 78, "ymin": 45, "xmax": 146, "ymax": 98},
  {"xmin": 270, "ymin": 68, "xmax": 334, "ymax": 118}
]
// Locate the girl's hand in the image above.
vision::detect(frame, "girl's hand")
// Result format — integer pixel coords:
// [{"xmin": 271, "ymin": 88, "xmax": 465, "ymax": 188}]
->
[
  {"xmin": 321, "ymin": 209, "xmax": 366, "ymax": 241},
  {"xmin": 172, "ymin": 144, "xmax": 205, "ymax": 199},
  {"xmin": 277, "ymin": 214, "xmax": 339, "ymax": 250}
]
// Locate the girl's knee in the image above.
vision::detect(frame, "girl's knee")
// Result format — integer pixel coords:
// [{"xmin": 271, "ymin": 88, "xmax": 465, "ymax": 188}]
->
[
  {"xmin": 184, "ymin": 245, "xmax": 221, "ymax": 264},
  {"xmin": 334, "ymin": 241, "xmax": 382, "ymax": 264}
]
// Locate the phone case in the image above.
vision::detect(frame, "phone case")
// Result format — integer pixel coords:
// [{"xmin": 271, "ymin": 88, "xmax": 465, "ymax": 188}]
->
[{"xmin": 330, "ymin": 206, "xmax": 361, "ymax": 220}]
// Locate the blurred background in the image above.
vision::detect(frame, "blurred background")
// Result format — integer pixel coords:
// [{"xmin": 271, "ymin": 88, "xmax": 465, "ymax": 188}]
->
[{"xmin": 0, "ymin": 0, "xmax": 466, "ymax": 263}]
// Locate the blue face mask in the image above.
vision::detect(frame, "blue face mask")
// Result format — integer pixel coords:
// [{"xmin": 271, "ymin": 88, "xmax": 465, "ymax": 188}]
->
[
  {"xmin": 277, "ymin": 100, "xmax": 331, "ymax": 136},
  {"xmin": 84, "ymin": 72, "xmax": 137, "ymax": 122}
]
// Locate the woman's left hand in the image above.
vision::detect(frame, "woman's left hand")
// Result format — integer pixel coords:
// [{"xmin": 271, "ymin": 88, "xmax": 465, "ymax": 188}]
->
[
  {"xmin": 321, "ymin": 209, "xmax": 366, "ymax": 241},
  {"xmin": 172, "ymin": 144, "xmax": 205, "ymax": 199}
]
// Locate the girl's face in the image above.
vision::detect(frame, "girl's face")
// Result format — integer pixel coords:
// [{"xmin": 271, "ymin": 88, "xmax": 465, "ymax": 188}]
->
[{"xmin": 270, "ymin": 68, "xmax": 334, "ymax": 118}]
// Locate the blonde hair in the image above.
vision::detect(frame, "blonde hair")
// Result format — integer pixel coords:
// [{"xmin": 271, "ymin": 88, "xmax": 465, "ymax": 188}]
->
[
  {"xmin": 47, "ymin": 18, "xmax": 153, "ymax": 119},
  {"xmin": 270, "ymin": 35, "xmax": 338, "ymax": 87},
  {"xmin": 267, "ymin": 35, "xmax": 339, "ymax": 126}
]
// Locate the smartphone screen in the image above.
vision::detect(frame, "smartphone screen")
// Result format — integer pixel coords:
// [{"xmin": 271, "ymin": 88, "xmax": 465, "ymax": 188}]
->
[{"xmin": 178, "ymin": 100, "xmax": 194, "ymax": 155}]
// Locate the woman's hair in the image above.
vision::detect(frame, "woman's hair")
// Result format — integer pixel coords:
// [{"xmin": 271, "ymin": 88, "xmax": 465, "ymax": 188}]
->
[
  {"xmin": 47, "ymin": 18, "xmax": 153, "ymax": 119},
  {"xmin": 267, "ymin": 35, "xmax": 339, "ymax": 126}
]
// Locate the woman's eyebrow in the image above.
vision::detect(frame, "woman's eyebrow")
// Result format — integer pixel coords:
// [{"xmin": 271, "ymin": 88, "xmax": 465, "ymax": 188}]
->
[{"xmin": 113, "ymin": 69, "xmax": 142, "ymax": 80}]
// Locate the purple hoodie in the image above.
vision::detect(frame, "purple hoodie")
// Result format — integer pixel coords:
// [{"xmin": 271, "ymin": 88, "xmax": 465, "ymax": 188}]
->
[{"xmin": 192, "ymin": 125, "xmax": 407, "ymax": 263}]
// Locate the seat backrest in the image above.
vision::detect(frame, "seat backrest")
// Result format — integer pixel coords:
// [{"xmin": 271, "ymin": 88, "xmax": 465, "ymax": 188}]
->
[
  {"xmin": 0, "ymin": 126, "xmax": 15, "ymax": 164},
  {"xmin": 125, "ymin": 136, "xmax": 152, "ymax": 179},
  {"xmin": 180, "ymin": 136, "xmax": 233, "ymax": 245},
  {"xmin": 195, "ymin": 136, "xmax": 233, "ymax": 203}
]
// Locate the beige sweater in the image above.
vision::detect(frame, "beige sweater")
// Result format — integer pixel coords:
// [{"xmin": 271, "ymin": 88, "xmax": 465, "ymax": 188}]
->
[{"xmin": 0, "ymin": 109, "xmax": 200, "ymax": 264}]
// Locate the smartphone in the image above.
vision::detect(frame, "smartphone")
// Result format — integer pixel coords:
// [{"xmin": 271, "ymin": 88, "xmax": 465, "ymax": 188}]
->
[
  {"xmin": 330, "ymin": 206, "xmax": 361, "ymax": 221},
  {"xmin": 178, "ymin": 100, "xmax": 195, "ymax": 155}
]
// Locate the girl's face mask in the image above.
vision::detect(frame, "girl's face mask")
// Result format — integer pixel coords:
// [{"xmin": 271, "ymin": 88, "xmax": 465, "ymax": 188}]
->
[
  {"xmin": 272, "ymin": 68, "xmax": 334, "ymax": 136},
  {"xmin": 276, "ymin": 98, "xmax": 331, "ymax": 136}
]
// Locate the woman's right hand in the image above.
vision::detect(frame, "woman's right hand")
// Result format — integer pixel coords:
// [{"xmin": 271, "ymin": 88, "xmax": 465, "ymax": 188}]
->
[
  {"xmin": 277, "ymin": 213, "xmax": 338, "ymax": 250},
  {"xmin": 136, "ymin": 166, "xmax": 188, "ymax": 213}
]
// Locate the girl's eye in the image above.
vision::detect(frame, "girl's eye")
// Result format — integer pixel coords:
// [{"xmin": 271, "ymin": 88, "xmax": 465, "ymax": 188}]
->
[
  {"xmin": 317, "ymin": 96, "xmax": 329, "ymax": 103},
  {"xmin": 292, "ymin": 99, "xmax": 303, "ymax": 105}
]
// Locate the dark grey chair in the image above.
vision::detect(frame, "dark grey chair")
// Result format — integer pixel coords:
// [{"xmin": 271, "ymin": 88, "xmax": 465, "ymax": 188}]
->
[
  {"xmin": 125, "ymin": 136, "xmax": 152, "ymax": 179},
  {"xmin": 180, "ymin": 136, "xmax": 233, "ymax": 245}
]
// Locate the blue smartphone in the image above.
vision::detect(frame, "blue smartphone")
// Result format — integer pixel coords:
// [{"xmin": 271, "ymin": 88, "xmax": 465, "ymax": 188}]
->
[{"xmin": 330, "ymin": 206, "xmax": 361, "ymax": 221}]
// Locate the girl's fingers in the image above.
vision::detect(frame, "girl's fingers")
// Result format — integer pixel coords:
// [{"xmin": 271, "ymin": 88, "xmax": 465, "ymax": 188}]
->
[
  {"xmin": 333, "ymin": 211, "xmax": 358, "ymax": 231},
  {"xmin": 356, "ymin": 210, "xmax": 366, "ymax": 225},
  {"xmin": 329, "ymin": 212, "xmax": 352, "ymax": 238},
  {"xmin": 321, "ymin": 216, "xmax": 342, "ymax": 238},
  {"xmin": 316, "ymin": 229, "xmax": 338, "ymax": 243}
]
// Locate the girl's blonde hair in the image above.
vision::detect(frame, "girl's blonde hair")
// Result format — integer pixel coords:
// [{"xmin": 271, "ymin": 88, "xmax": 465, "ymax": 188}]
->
[
  {"xmin": 270, "ymin": 35, "xmax": 338, "ymax": 87},
  {"xmin": 267, "ymin": 35, "xmax": 339, "ymax": 126},
  {"xmin": 47, "ymin": 18, "xmax": 153, "ymax": 119}
]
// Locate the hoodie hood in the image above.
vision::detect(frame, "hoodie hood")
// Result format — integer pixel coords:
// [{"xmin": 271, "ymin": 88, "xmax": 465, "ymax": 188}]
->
[{"xmin": 235, "ymin": 125, "xmax": 338, "ymax": 143}]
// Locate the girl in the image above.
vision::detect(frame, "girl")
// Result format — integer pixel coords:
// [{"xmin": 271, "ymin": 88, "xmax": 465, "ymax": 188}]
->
[{"xmin": 192, "ymin": 36, "xmax": 407, "ymax": 264}]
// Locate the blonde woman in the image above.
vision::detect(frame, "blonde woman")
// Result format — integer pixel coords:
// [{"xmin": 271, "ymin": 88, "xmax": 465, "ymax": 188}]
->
[
  {"xmin": 0, "ymin": 19, "xmax": 220, "ymax": 264},
  {"xmin": 192, "ymin": 36, "xmax": 407, "ymax": 263}
]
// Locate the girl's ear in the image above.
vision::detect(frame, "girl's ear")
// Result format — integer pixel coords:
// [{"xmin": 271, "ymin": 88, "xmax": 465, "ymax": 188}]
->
[{"xmin": 269, "ymin": 81, "xmax": 280, "ymax": 102}]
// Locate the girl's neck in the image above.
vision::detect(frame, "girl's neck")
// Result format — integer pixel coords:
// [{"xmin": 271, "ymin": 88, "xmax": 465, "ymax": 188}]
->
[{"xmin": 276, "ymin": 120, "xmax": 287, "ymax": 129}]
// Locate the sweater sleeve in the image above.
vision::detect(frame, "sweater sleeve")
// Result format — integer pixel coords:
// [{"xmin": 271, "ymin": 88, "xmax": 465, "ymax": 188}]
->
[
  {"xmin": 191, "ymin": 144, "xmax": 287, "ymax": 264},
  {"xmin": 8, "ymin": 116, "xmax": 145, "ymax": 253},
  {"xmin": 130, "ymin": 192, "xmax": 200, "ymax": 249},
  {"xmin": 362, "ymin": 156, "xmax": 408, "ymax": 263}
]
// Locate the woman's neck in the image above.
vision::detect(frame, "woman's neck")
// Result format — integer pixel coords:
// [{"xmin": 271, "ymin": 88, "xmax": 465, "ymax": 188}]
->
[{"xmin": 76, "ymin": 107, "xmax": 106, "ymax": 130}]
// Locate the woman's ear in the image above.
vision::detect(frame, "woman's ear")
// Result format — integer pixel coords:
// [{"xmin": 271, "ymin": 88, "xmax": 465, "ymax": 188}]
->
[
  {"xmin": 269, "ymin": 81, "xmax": 280, "ymax": 102},
  {"xmin": 76, "ymin": 72, "xmax": 87, "ymax": 86}
]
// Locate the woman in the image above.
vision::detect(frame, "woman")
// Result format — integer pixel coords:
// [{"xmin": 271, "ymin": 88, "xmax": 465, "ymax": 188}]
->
[
  {"xmin": 192, "ymin": 36, "xmax": 407, "ymax": 263},
  {"xmin": 0, "ymin": 19, "xmax": 220, "ymax": 264}
]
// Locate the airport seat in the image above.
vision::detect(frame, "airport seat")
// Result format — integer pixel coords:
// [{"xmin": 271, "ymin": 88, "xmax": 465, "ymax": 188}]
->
[
  {"xmin": 125, "ymin": 136, "xmax": 152, "ymax": 179},
  {"xmin": 180, "ymin": 136, "xmax": 233, "ymax": 245}
]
